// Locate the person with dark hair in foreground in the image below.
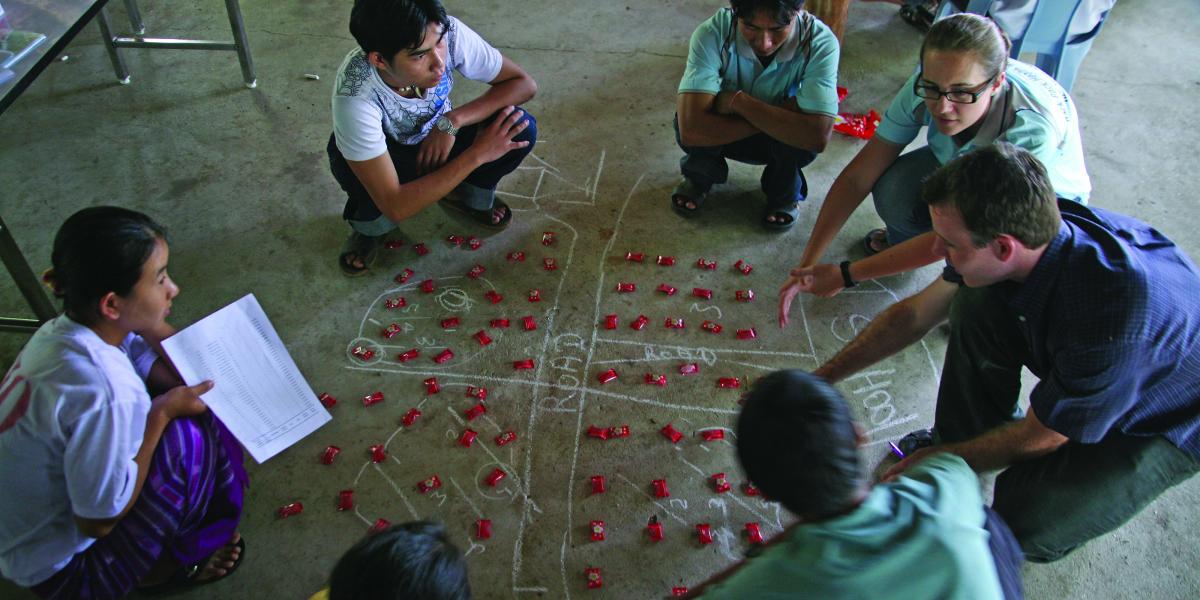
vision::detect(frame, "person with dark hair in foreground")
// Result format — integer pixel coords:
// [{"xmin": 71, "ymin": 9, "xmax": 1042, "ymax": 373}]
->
[
  {"xmin": 0, "ymin": 207, "xmax": 247, "ymax": 598},
  {"xmin": 328, "ymin": 0, "xmax": 538, "ymax": 276},
  {"xmin": 673, "ymin": 0, "xmax": 839, "ymax": 230},
  {"xmin": 308, "ymin": 521, "xmax": 470, "ymax": 600},
  {"xmin": 816, "ymin": 143, "xmax": 1200, "ymax": 563},
  {"xmin": 689, "ymin": 370, "xmax": 1021, "ymax": 599}
]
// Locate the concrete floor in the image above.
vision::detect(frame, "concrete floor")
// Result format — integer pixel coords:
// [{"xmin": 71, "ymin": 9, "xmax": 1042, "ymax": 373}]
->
[{"xmin": 1, "ymin": 0, "xmax": 1197, "ymax": 598}]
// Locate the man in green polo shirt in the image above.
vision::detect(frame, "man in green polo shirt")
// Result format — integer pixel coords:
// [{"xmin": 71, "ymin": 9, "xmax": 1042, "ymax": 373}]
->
[
  {"xmin": 673, "ymin": 0, "xmax": 839, "ymax": 230},
  {"xmin": 690, "ymin": 370, "xmax": 1023, "ymax": 599}
]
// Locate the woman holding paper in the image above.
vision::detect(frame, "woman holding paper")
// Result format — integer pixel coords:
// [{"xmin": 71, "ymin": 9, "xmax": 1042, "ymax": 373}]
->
[{"xmin": 0, "ymin": 207, "xmax": 247, "ymax": 598}]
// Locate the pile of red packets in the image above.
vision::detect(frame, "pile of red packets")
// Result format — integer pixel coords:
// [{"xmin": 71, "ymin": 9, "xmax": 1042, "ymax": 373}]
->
[{"xmin": 832, "ymin": 85, "xmax": 881, "ymax": 140}]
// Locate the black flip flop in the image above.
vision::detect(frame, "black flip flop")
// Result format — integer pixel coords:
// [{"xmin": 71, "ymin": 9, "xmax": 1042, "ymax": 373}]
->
[
  {"xmin": 670, "ymin": 178, "xmax": 707, "ymax": 218},
  {"xmin": 139, "ymin": 537, "xmax": 246, "ymax": 594},
  {"xmin": 440, "ymin": 195, "xmax": 513, "ymax": 230},
  {"xmin": 339, "ymin": 231, "xmax": 385, "ymax": 277},
  {"xmin": 862, "ymin": 228, "xmax": 889, "ymax": 256}
]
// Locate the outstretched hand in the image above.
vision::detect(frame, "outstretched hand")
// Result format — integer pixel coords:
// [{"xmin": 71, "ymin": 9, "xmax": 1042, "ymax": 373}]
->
[
  {"xmin": 468, "ymin": 106, "xmax": 530, "ymax": 164},
  {"xmin": 778, "ymin": 264, "xmax": 847, "ymax": 327},
  {"xmin": 778, "ymin": 270, "xmax": 814, "ymax": 328}
]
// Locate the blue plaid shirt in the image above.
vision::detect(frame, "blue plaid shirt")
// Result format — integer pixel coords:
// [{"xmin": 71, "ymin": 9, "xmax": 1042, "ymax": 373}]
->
[{"xmin": 999, "ymin": 201, "xmax": 1200, "ymax": 458}]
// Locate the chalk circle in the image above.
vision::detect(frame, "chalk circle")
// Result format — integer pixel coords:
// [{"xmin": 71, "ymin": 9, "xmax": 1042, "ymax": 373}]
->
[
  {"xmin": 346, "ymin": 337, "xmax": 384, "ymax": 365},
  {"xmin": 474, "ymin": 462, "xmax": 513, "ymax": 500},
  {"xmin": 436, "ymin": 287, "xmax": 476, "ymax": 313}
]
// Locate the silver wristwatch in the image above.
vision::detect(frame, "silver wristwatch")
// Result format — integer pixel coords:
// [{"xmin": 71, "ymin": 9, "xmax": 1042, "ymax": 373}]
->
[{"xmin": 434, "ymin": 115, "xmax": 458, "ymax": 136}]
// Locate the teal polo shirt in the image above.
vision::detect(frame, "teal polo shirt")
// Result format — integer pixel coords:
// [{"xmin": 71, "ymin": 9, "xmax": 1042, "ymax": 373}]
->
[
  {"xmin": 700, "ymin": 454, "xmax": 1004, "ymax": 600},
  {"xmin": 678, "ymin": 8, "xmax": 840, "ymax": 117},
  {"xmin": 877, "ymin": 59, "xmax": 1091, "ymax": 202}
]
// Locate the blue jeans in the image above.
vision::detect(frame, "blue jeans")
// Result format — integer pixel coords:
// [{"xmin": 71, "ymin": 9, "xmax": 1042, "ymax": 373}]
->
[
  {"xmin": 983, "ymin": 507, "xmax": 1025, "ymax": 600},
  {"xmin": 673, "ymin": 114, "xmax": 817, "ymax": 207},
  {"xmin": 327, "ymin": 109, "xmax": 537, "ymax": 235},
  {"xmin": 871, "ymin": 146, "xmax": 941, "ymax": 246}
]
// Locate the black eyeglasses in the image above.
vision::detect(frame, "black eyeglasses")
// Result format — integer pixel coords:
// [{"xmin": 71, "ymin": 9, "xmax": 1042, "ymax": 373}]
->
[{"xmin": 913, "ymin": 73, "xmax": 997, "ymax": 104}]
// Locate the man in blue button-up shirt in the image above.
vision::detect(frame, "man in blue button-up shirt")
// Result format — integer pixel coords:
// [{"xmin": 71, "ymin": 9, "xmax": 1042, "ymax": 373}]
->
[{"xmin": 812, "ymin": 142, "xmax": 1200, "ymax": 563}]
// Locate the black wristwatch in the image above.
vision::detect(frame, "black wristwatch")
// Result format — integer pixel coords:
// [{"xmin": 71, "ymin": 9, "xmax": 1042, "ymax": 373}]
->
[{"xmin": 839, "ymin": 260, "xmax": 857, "ymax": 288}]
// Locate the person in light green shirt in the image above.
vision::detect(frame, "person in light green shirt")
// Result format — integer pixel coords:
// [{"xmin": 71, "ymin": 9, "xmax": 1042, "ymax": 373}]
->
[
  {"xmin": 777, "ymin": 13, "xmax": 1091, "ymax": 314},
  {"xmin": 691, "ymin": 370, "xmax": 1023, "ymax": 599},
  {"xmin": 673, "ymin": 0, "xmax": 840, "ymax": 230}
]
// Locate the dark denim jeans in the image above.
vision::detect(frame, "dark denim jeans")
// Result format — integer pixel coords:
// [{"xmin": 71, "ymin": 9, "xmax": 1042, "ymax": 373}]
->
[
  {"xmin": 937, "ymin": 285, "xmax": 1200, "ymax": 562},
  {"xmin": 327, "ymin": 109, "xmax": 537, "ymax": 231},
  {"xmin": 673, "ymin": 114, "xmax": 816, "ymax": 207}
]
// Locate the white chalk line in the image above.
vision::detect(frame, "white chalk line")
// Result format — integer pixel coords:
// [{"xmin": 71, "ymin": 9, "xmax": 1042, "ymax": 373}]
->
[
  {"xmin": 595, "ymin": 337, "xmax": 815, "ymax": 359},
  {"xmin": 351, "ymin": 507, "xmax": 372, "ymax": 527},
  {"xmin": 582, "ymin": 386, "xmax": 739, "ymax": 415},
  {"xmin": 513, "ymin": 211, "xmax": 579, "ymax": 588},
  {"xmin": 562, "ymin": 393, "xmax": 587, "ymax": 550},
  {"xmin": 591, "ymin": 149, "xmax": 605, "ymax": 198},
  {"xmin": 373, "ymin": 462, "xmax": 420, "ymax": 520},
  {"xmin": 560, "ymin": 171, "xmax": 646, "ymax": 593},
  {"xmin": 354, "ymin": 275, "xmax": 466, "ymax": 340},
  {"xmin": 862, "ymin": 413, "xmax": 922, "ymax": 437},
  {"xmin": 615, "ymin": 473, "xmax": 689, "ymax": 526},
  {"xmin": 558, "ymin": 531, "xmax": 569, "ymax": 600},
  {"xmin": 673, "ymin": 451, "xmax": 778, "ymax": 530},
  {"xmin": 796, "ymin": 292, "xmax": 819, "ymax": 366},
  {"xmin": 723, "ymin": 359, "xmax": 781, "ymax": 372},
  {"xmin": 527, "ymin": 151, "xmax": 561, "ymax": 174},
  {"xmin": 449, "ymin": 476, "xmax": 485, "ymax": 519}
]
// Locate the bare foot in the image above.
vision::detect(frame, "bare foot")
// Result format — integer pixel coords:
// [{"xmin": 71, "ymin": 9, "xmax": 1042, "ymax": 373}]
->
[{"xmin": 193, "ymin": 533, "xmax": 243, "ymax": 583}]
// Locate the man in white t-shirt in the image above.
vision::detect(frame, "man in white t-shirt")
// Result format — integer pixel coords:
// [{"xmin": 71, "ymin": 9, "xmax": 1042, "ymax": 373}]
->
[{"xmin": 328, "ymin": 0, "xmax": 537, "ymax": 276}]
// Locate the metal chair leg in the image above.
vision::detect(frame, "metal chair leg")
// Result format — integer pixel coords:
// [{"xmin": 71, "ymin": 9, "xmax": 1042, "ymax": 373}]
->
[
  {"xmin": 123, "ymin": 0, "xmax": 146, "ymax": 34},
  {"xmin": 224, "ymin": 0, "xmax": 257, "ymax": 88},
  {"xmin": 96, "ymin": 7, "xmax": 131, "ymax": 85}
]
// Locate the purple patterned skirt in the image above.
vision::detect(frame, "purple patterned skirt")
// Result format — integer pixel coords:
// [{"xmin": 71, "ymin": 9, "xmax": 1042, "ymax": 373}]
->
[{"xmin": 30, "ymin": 412, "xmax": 247, "ymax": 600}]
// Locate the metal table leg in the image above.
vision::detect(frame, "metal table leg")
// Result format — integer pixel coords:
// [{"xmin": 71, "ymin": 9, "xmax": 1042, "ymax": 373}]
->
[
  {"xmin": 96, "ymin": 6, "xmax": 132, "ymax": 85},
  {"xmin": 0, "ymin": 215, "xmax": 57, "ymax": 334},
  {"xmin": 224, "ymin": 0, "xmax": 257, "ymax": 88},
  {"xmin": 97, "ymin": 0, "xmax": 255, "ymax": 87}
]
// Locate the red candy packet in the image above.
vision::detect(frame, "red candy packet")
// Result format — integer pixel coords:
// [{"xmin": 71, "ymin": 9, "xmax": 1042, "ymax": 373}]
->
[{"xmin": 834, "ymin": 110, "xmax": 882, "ymax": 140}]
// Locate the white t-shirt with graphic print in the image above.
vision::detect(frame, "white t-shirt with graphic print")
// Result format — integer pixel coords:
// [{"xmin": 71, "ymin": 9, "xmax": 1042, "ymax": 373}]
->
[{"xmin": 331, "ymin": 17, "xmax": 503, "ymax": 162}]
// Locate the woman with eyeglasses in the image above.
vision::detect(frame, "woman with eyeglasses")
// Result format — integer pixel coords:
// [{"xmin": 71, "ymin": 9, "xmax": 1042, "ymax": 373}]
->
[{"xmin": 777, "ymin": 12, "xmax": 1090, "ymax": 321}]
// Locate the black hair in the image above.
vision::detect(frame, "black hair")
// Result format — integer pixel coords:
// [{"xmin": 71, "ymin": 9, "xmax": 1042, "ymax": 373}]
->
[
  {"xmin": 736, "ymin": 370, "xmax": 863, "ymax": 519},
  {"xmin": 46, "ymin": 206, "xmax": 167, "ymax": 326},
  {"xmin": 729, "ymin": 0, "xmax": 805, "ymax": 25},
  {"xmin": 328, "ymin": 520, "xmax": 471, "ymax": 600},
  {"xmin": 923, "ymin": 142, "xmax": 1061, "ymax": 248},
  {"xmin": 349, "ymin": 0, "xmax": 451, "ymax": 62}
]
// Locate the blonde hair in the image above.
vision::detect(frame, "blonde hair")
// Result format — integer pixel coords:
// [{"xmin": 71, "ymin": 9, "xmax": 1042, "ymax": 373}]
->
[{"xmin": 921, "ymin": 13, "xmax": 1011, "ymax": 78}]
